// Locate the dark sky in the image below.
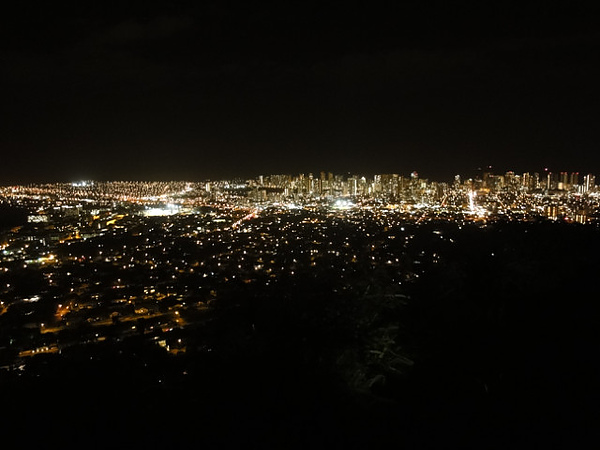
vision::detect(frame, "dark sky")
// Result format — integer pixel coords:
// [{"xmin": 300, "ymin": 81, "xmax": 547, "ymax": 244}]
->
[{"xmin": 2, "ymin": 1, "xmax": 600, "ymax": 183}]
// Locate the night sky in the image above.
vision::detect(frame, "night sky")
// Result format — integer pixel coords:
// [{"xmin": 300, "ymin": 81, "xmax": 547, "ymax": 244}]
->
[{"xmin": 2, "ymin": 1, "xmax": 600, "ymax": 183}]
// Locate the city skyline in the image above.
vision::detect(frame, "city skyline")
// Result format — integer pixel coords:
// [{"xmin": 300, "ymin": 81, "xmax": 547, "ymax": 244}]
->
[
  {"xmin": 3, "ymin": 165, "xmax": 598, "ymax": 227},
  {"xmin": 1, "ymin": 165, "xmax": 598, "ymax": 186}
]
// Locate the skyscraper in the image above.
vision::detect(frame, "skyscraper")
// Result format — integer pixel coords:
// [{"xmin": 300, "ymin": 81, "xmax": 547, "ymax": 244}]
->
[
  {"xmin": 570, "ymin": 172, "xmax": 580, "ymax": 186},
  {"xmin": 584, "ymin": 174, "xmax": 595, "ymax": 193}
]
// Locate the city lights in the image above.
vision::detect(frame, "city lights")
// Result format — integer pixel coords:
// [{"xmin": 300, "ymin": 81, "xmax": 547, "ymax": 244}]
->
[
  {"xmin": 0, "ymin": 169, "xmax": 597, "ymax": 385},
  {"xmin": 1, "ymin": 167, "xmax": 597, "ymax": 363},
  {"xmin": 1, "ymin": 167, "xmax": 599, "ymax": 447}
]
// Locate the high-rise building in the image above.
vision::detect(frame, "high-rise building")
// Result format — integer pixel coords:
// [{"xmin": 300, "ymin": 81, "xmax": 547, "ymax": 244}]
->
[
  {"xmin": 391, "ymin": 174, "xmax": 399, "ymax": 196},
  {"xmin": 373, "ymin": 175, "xmax": 382, "ymax": 194},
  {"xmin": 347, "ymin": 177, "xmax": 357, "ymax": 196},
  {"xmin": 522, "ymin": 172, "xmax": 531, "ymax": 190},
  {"xmin": 584, "ymin": 174, "xmax": 595, "ymax": 192},
  {"xmin": 453, "ymin": 174, "xmax": 461, "ymax": 189},
  {"xmin": 482, "ymin": 167, "xmax": 493, "ymax": 189},
  {"xmin": 570, "ymin": 172, "xmax": 580, "ymax": 186},
  {"xmin": 546, "ymin": 172, "xmax": 558, "ymax": 190},
  {"xmin": 559, "ymin": 172, "xmax": 569, "ymax": 190},
  {"xmin": 504, "ymin": 171, "xmax": 516, "ymax": 188}
]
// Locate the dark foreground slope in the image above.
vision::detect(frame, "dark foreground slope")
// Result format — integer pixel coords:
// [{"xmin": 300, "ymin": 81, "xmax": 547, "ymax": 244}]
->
[{"xmin": 3, "ymin": 222, "xmax": 600, "ymax": 449}]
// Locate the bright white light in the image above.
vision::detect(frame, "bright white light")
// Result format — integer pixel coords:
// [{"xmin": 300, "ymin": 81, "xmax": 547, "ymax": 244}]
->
[
  {"xmin": 468, "ymin": 191, "xmax": 476, "ymax": 212},
  {"xmin": 333, "ymin": 198, "xmax": 354, "ymax": 210},
  {"xmin": 143, "ymin": 204, "xmax": 180, "ymax": 216}
]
